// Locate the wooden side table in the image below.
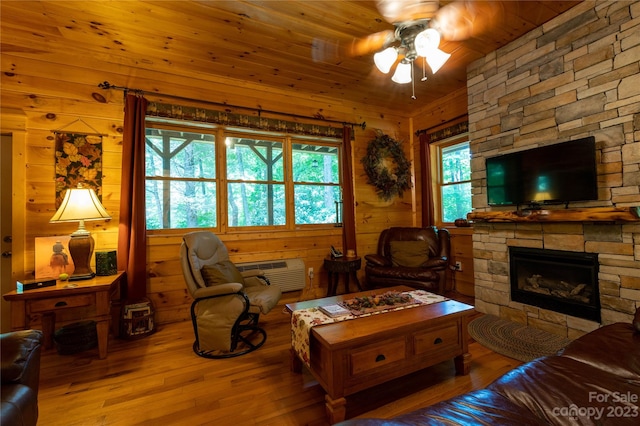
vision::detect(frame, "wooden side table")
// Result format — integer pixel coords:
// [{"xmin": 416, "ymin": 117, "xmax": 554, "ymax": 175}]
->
[
  {"xmin": 3, "ymin": 271, "xmax": 124, "ymax": 359},
  {"xmin": 324, "ymin": 255, "xmax": 363, "ymax": 296}
]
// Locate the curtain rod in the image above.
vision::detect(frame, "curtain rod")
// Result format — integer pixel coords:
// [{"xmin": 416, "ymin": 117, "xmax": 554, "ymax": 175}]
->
[
  {"xmin": 98, "ymin": 81, "xmax": 366, "ymax": 130},
  {"xmin": 415, "ymin": 113, "xmax": 468, "ymax": 136}
]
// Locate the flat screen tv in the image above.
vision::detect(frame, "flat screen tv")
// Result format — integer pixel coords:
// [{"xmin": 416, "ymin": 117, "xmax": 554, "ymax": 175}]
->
[{"xmin": 486, "ymin": 136, "xmax": 598, "ymax": 207}]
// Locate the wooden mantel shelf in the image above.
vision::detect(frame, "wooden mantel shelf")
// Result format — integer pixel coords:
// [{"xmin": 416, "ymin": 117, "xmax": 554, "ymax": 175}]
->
[{"xmin": 468, "ymin": 207, "xmax": 640, "ymax": 223}]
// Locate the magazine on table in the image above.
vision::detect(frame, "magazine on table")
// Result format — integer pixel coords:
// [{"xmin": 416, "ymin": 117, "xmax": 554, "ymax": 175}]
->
[{"xmin": 319, "ymin": 304, "xmax": 351, "ymax": 318}]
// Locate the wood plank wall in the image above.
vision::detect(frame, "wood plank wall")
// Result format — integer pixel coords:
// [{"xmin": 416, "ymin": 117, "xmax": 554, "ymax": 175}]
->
[
  {"xmin": 1, "ymin": 52, "xmax": 468, "ymax": 325},
  {"xmin": 411, "ymin": 86, "xmax": 469, "ymax": 225},
  {"xmin": 411, "ymin": 87, "xmax": 475, "ymax": 296}
]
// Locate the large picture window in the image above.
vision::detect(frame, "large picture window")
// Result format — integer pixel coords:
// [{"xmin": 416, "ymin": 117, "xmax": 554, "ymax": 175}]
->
[{"xmin": 145, "ymin": 123, "xmax": 342, "ymax": 231}]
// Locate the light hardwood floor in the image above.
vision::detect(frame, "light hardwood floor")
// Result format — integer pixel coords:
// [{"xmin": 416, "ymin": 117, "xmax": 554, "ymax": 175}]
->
[{"xmin": 38, "ymin": 292, "xmax": 522, "ymax": 425}]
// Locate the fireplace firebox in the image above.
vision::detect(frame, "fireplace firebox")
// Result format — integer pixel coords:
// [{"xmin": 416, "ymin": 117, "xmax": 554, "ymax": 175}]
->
[{"xmin": 509, "ymin": 247, "xmax": 600, "ymax": 322}]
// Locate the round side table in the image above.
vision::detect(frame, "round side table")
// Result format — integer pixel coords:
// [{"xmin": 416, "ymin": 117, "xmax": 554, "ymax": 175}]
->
[{"xmin": 324, "ymin": 255, "xmax": 363, "ymax": 296}]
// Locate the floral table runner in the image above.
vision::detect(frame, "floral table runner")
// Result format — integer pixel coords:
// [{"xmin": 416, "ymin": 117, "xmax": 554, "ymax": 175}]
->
[{"xmin": 291, "ymin": 290, "xmax": 448, "ymax": 368}]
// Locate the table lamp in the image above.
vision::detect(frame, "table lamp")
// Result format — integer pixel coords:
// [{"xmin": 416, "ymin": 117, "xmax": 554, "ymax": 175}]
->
[{"xmin": 50, "ymin": 184, "xmax": 111, "ymax": 281}]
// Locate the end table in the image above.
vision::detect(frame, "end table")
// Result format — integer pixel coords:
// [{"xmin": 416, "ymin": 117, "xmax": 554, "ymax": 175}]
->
[
  {"xmin": 324, "ymin": 255, "xmax": 363, "ymax": 296},
  {"xmin": 3, "ymin": 272, "xmax": 124, "ymax": 359}
]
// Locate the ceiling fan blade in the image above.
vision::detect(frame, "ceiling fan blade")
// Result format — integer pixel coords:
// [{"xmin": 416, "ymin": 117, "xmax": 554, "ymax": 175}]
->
[
  {"xmin": 348, "ymin": 30, "xmax": 396, "ymax": 57},
  {"xmin": 311, "ymin": 30, "xmax": 394, "ymax": 64},
  {"xmin": 376, "ymin": 0, "xmax": 440, "ymax": 24},
  {"xmin": 311, "ymin": 38, "xmax": 343, "ymax": 64},
  {"xmin": 432, "ymin": 1, "xmax": 503, "ymax": 41}
]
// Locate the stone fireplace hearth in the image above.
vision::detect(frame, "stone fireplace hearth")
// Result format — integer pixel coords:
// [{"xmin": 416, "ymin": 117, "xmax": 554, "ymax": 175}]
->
[
  {"xmin": 470, "ymin": 220, "xmax": 637, "ymax": 338},
  {"xmin": 509, "ymin": 247, "xmax": 600, "ymax": 323}
]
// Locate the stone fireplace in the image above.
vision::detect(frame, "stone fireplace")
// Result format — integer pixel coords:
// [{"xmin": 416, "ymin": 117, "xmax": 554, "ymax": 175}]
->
[
  {"xmin": 509, "ymin": 247, "xmax": 600, "ymax": 323},
  {"xmin": 465, "ymin": 1, "xmax": 639, "ymax": 339}
]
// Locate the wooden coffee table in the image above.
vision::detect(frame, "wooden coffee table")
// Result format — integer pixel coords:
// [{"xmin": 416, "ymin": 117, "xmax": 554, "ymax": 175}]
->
[{"xmin": 286, "ymin": 286, "xmax": 474, "ymax": 424}]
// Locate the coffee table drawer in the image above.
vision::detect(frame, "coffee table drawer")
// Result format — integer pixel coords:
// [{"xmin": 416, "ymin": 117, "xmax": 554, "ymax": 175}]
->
[
  {"xmin": 349, "ymin": 338, "xmax": 406, "ymax": 376},
  {"xmin": 413, "ymin": 323, "xmax": 460, "ymax": 355}
]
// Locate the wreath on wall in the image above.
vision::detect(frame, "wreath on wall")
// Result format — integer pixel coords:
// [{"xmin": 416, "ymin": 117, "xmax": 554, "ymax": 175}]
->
[{"xmin": 361, "ymin": 130, "xmax": 412, "ymax": 201}]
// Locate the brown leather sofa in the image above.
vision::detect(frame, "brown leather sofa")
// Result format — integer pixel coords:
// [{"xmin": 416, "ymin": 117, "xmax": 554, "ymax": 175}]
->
[
  {"xmin": 1, "ymin": 330, "xmax": 43, "ymax": 426},
  {"xmin": 337, "ymin": 309, "xmax": 640, "ymax": 425},
  {"xmin": 364, "ymin": 227, "xmax": 450, "ymax": 294}
]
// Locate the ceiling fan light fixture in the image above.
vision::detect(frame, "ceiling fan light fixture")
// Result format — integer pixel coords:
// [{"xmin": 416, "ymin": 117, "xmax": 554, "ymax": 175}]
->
[
  {"xmin": 426, "ymin": 48, "xmax": 451, "ymax": 74},
  {"xmin": 414, "ymin": 28, "xmax": 441, "ymax": 57},
  {"xmin": 391, "ymin": 60, "xmax": 412, "ymax": 84},
  {"xmin": 374, "ymin": 47, "xmax": 398, "ymax": 74}
]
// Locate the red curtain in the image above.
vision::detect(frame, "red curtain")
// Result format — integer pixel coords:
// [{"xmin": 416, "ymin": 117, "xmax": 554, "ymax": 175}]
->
[
  {"xmin": 419, "ymin": 131, "xmax": 435, "ymax": 227},
  {"xmin": 341, "ymin": 126, "xmax": 357, "ymax": 255},
  {"xmin": 118, "ymin": 93, "xmax": 148, "ymax": 300}
]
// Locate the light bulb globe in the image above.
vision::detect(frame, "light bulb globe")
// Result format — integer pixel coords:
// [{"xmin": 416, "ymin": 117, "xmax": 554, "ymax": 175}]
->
[
  {"xmin": 373, "ymin": 47, "xmax": 398, "ymax": 74},
  {"xmin": 427, "ymin": 48, "xmax": 451, "ymax": 74},
  {"xmin": 415, "ymin": 28, "xmax": 441, "ymax": 57},
  {"xmin": 391, "ymin": 61, "xmax": 412, "ymax": 84}
]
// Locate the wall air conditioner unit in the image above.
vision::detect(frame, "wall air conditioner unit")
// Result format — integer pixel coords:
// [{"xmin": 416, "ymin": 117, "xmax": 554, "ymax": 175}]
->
[{"xmin": 235, "ymin": 258, "xmax": 305, "ymax": 292}]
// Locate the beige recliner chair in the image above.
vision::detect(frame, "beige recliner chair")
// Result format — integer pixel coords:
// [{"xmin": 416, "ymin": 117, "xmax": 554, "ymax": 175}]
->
[{"xmin": 180, "ymin": 231, "xmax": 282, "ymax": 358}]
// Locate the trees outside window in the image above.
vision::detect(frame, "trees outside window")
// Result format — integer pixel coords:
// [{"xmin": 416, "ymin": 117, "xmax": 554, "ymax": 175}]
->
[
  {"xmin": 436, "ymin": 139, "xmax": 472, "ymax": 224},
  {"xmin": 292, "ymin": 142, "xmax": 340, "ymax": 225},
  {"xmin": 145, "ymin": 127, "xmax": 217, "ymax": 230},
  {"xmin": 226, "ymin": 136, "xmax": 285, "ymax": 227},
  {"xmin": 145, "ymin": 124, "xmax": 342, "ymax": 231}
]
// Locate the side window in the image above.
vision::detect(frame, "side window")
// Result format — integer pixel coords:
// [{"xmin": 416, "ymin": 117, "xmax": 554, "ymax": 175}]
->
[
  {"xmin": 226, "ymin": 136, "xmax": 285, "ymax": 227},
  {"xmin": 292, "ymin": 141, "xmax": 341, "ymax": 225},
  {"xmin": 145, "ymin": 126, "xmax": 217, "ymax": 230},
  {"xmin": 437, "ymin": 139, "xmax": 472, "ymax": 223}
]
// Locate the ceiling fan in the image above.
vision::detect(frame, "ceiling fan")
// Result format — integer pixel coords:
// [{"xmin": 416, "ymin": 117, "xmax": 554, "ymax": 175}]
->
[{"xmin": 350, "ymin": 1, "xmax": 501, "ymax": 98}]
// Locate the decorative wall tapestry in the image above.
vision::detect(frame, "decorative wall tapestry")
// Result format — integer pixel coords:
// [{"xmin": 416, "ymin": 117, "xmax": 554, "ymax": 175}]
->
[
  {"xmin": 361, "ymin": 130, "xmax": 411, "ymax": 201},
  {"xmin": 54, "ymin": 131, "xmax": 103, "ymax": 208}
]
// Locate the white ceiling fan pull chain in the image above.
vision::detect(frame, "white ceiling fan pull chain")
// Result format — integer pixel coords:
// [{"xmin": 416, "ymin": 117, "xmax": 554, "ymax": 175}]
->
[
  {"xmin": 411, "ymin": 61, "xmax": 416, "ymax": 99},
  {"xmin": 421, "ymin": 56, "xmax": 428, "ymax": 81}
]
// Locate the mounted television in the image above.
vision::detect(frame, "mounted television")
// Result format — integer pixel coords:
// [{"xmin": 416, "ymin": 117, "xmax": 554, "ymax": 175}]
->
[{"xmin": 486, "ymin": 136, "xmax": 598, "ymax": 207}]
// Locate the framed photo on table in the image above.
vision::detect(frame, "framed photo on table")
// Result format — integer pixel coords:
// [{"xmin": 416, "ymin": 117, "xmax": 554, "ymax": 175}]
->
[{"xmin": 35, "ymin": 236, "xmax": 75, "ymax": 279}]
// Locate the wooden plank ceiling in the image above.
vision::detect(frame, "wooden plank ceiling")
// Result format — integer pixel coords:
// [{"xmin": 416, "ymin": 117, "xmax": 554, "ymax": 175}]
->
[{"xmin": 1, "ymin": 1, "xmax": 580, "ymax": 113}]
